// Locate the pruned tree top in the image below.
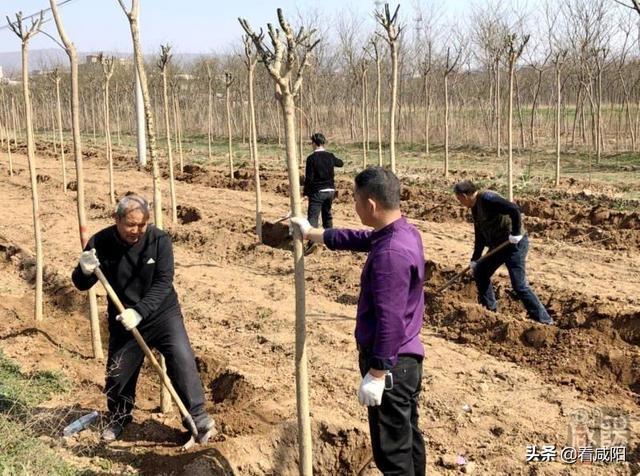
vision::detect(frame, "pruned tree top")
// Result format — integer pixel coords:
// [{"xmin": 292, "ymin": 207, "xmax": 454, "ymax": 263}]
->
[
  {"xmin": 6, "ymin": 11, "xmax": 43, "ymax": 43},
  {"xmin": 504, "ymin": 32, "xmax": 530, "ymax": 64},
  {"xmin": 374, "ymin": 3, "xmax": 403, "ymax": 45},
  {"xmin": 238, "ymin": 8, "xmax": 320, "ymax": 97},
  {"xmin": 242, "ymin": 34, "xmax": 258, "ymax": 68},
  {"xmin": 224, "ymin": 71, "xmax": 234, "ymax": 86},
  {"xmin": 157, "ymin": 44, "xmax": 172, "ymax": 72},
  {"xmin": 100, "ymin": 54, "xmax": 116, "ymax": 78}
]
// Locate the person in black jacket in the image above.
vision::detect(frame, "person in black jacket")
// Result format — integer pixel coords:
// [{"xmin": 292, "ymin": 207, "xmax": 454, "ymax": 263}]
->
[
  {"xmin": 453, "ymin": 180, "xmax": 553, "ymax": 325},
  {"xmin": 303, "ymin": 132, "xmax": 344, "ymax": 230},
  {"xmin": 72, "ymin": 194, "xmax": 214, "ymax": 443}
]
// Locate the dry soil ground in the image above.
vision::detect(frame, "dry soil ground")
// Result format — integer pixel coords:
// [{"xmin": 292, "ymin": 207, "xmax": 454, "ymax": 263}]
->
[{"xmin": 0, "ymin": 144, "xmax": 639, "ymax": 475}]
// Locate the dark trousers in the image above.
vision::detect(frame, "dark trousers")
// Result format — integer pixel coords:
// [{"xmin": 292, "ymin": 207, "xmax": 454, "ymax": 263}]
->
[
  {"xmin": 105, "ymin": 310, "xmax": 207, "ymax": 429},
  {"xmin": 359, "ymin": 353, "xmax": 426, "ymax": 476},
  {"xmin": 307, "ymin": 191, "xmax": 335, "ymax": 229},
  {"xmin": 474, "ymin": 235, "xmax": 552, "ymax": 324}
]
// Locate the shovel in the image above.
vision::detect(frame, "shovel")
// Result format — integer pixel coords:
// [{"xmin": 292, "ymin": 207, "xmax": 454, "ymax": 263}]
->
[
  {"xmin": 434, "ymin": 240, "xmax": 511, "ymax": 294},
  {"xmin": 93, "ymin": 267, "xmax": 199, "ymax": 444}
]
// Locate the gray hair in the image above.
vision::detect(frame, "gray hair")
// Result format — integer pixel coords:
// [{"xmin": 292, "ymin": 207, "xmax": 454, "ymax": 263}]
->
[{"xmin": 115, "ymin": 194, "xmax": 150, "ymax": 219}]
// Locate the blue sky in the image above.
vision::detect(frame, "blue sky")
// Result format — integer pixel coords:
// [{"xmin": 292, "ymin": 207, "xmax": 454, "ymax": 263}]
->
[{"xmin": 0, "ymin": 0, "xmax": 475, "ymax": 54}]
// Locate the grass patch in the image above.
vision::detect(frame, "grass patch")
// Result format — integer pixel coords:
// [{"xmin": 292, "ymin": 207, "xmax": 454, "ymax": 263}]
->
[{"xmin": 0, "ymin": 351, "xmax": 80, "ymax": 475}]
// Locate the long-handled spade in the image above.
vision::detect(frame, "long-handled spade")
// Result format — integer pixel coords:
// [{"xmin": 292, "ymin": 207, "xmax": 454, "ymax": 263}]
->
[
  {"xmin": 93, "ymin": 267, "xmax": 199, "ymax": 448},
  {"xmin": 434, "ymin": 240, "xmax": 511, "ymax": 294}
]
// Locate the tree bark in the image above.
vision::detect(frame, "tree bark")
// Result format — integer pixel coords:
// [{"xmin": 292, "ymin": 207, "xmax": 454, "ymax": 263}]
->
[
  {"xmin": 555, "ymin": 66, "xmax": 562, "ymax": 187},
  {"xmin": 20, "ymin": 36, "xmax": 44, "ymax": 322},
  {"xmin": 389, "ymin": 41, "xmax": 398, "ymax": 172},
  {"xmin": 122, "ymin": 1, "xmax": 163, "ymax": 228},
  {"xmin": 225, "ymin": 73, "xmax": 234, "ymax": 178},
  {"xmin": 161, "ymin": 68, "xmax": 177, "ymax": 224},
  {"xmin": 55, "ymin": 77, "xmax": 67, "ymax": 192},
  {"xmin": 49, "ymin": 0, "xmax": 103, "ymax": 359},
  {"xmin": 444, "ymin": 73, "xmax": 450, "ymax": 177}
]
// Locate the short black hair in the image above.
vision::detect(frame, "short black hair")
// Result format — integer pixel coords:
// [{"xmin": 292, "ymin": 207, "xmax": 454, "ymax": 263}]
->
[
  {"xmin": 354, "ymin": 167, "xmax": 401, "ymax": 210},
  {"xmin": 453, "ymin": 180, "xmax": 478, "ymax": 195},
  {"xmin": 310, "ymin": 132, "xmax": 326, "ymax": 146}
]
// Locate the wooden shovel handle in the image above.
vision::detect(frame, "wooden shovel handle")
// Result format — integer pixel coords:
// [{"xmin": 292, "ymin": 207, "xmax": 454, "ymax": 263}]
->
[
  {"xmin": 93, "ymin": 267, "xmax": 198, "ymax": 437},
  {"xmin": 434, "ymin": 240, "xmax": 511, "ymax": 294}
]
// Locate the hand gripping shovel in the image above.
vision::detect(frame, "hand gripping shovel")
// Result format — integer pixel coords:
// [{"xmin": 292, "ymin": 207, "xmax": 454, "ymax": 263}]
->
[
  {"xmin": 93, "ymin": 267, "xmax": 199, "ymax": 445},
  {"xmin": 435, "ymin": 240, "xmax": 511, "ymax": 294}
]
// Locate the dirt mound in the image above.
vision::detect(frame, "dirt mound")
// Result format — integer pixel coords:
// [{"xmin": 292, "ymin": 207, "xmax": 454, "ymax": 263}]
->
[
  {"xmin": 261, "ymin": 221, "xmax": 291, "ymax": 249},
  {"xmin": 177, "ymin": 205, "xmax": 202, "ymax": 224},
  {"xmin": 0, "ymin": 237, "xmax": 84, "ymax": 312},
  {"xmin": 209, "ymin": 370, "xmax": 254, "ymax": 406},
  {"xmin": 314, "ymin": 423, "xmax": 371, "ymax": 475}
]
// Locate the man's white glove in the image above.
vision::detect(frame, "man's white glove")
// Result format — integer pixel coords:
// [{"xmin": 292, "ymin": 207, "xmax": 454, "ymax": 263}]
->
[
  {"xmin": 508, "ymin": 234, "xmax": 523, "ymax": 244},
  {"xmin": 469, "ymin": 261, "xmax": 477, "ymax": 273},
  {"xmin": 116, "ymin": 308, "xmax": 142, "ymax": 331},
  {"xmin": 289, "ymin": 216, "xmax": 312, "ymax": 238},
  {"xmin": 357, "ymin": 372, "xmax": 386, "ymax": 406},
  {"xmin": 79, "ymin": 249, "xmax": 100, "ymax": 276}
]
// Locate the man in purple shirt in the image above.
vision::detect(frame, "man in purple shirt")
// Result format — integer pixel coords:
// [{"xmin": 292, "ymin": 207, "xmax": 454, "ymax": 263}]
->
[{"xmin": 291, "ymin": 167, "xmax": 426, "ymax": 476}]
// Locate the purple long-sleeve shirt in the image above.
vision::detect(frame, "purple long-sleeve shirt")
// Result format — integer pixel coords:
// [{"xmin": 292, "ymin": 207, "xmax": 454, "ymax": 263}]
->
[{"xmin": 323, "ymin": 216, "xmax": 425, "ymax": 370}]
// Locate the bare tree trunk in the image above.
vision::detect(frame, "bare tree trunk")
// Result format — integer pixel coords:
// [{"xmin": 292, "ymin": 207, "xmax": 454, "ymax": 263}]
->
[
  {"xmin": 172, "ymin": 89, "xmax": 184, "ymax": 173},
  {"xmin": 424, "ymin": 72, "xmax": 431, "ymax": 157},
  {"xmin": 375, "ymin": 53, "xmax": 383, "ymax": 166},
  {"xmin": 49, "ymin": 2, "xmax": 104, "ymax": 359},
  {"xmin": 596, "ymin": 68, "xmax": 602, "ymax": 163},
  {"xmin": 530, "ymin": 68, "xmax": 544, "ymax": 147},
  {"xmin": 160, "ymin": 57, "xmax": 177, "ymax": 224},
  {"xmin": 207, "ymin": 69, "xmax": 213, "ymax": 161},
  {"xmin": 244, "ymin": 37, "xmax": 262, "ymax": 242},
  {"xmin": 571, "ymin": 84, "xmax": 582, "ymax": 148},
  {"xmin": 507, "ymin": 61, "xmax": 514, "ymax": 201},
  {"xmin": 11, "ymin": 96, "xmax": 19, "ymax": 143},
  {"xmin": 364, "ymin": 70, "xmax": 370, "ymax": 154},
  {"xmin": 55, "ymin": 76, "xmax": 67, "ymax": 192},
  {"xmin": 134, "ymin": 70, "xmax": 146, "ymax": 167},
  {"xmin": 115, "ymin": 82, "xmax": 122, "ymax": 147},
  {"xmin": 361, "ymin": 63, "xmax": 367, "ymax": 168},
  {"xmin": 1, "ymin": 91, "xmax": 12, "ymax": 176},
  {"xmin": 555, "ymin": 66, "xmax": 562, "ymax": 187},
  {"xmin": 620, "ymin": 72, "xmax": 636, "ymax": 151},
  {"xmin": 19, "ymin": 32, "xmax": 44, "ymax": 321},
  {"xmin": 444, "ymin": 73, "xmax": 450, "ymax": 177},
  {"xmin": 389, "ymin": 42, "xmax": 398, "ymax": 172},
  {"xmin": 225, "ymin": 72, "xmax": 234, "ymax": 178},
  {"xmin": 240, "ymin": 13, "xmax": 317, "ymax": 472},
  {"xmin": 101, "ymin": 58, "xmax": 115, "ymax": 205},
  {"xmin": 515, "ymin": 72, "xmax": 525, "ymax": 151},
  {"xmin": 495, "ymin": 59, "xmax": 501, "ymax": 158},
  {"xmin": 119, "ymin": 0, "xmax": 163, "ymax": 229}
]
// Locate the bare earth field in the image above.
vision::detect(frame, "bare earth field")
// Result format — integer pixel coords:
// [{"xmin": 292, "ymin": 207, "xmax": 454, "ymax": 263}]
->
[{"xmin": 0, "ymin": 144, "xmax": 639, "ymax": 475}]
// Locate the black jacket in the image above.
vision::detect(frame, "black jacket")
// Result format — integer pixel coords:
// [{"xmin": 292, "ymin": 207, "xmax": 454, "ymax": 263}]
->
[
  {"xmin": 303, "ymin": 150, "xmax": 344, "ymax": 196},
  {"xmin": 72, "ymin": 225, "xmax": 179, "ymax": 323},
  {"xmin": 471, "ymin": 191, "xmax": 525, "ymax": 261}
]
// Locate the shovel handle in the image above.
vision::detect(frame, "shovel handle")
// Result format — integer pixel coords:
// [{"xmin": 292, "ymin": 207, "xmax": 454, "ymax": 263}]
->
[
  {"xmin": 93, "ymin": 267, "xmax": 198, "ymax": 437},
  {"xmin": 435, "ymin": 240, "xmax": 511, "ymax": 294}
]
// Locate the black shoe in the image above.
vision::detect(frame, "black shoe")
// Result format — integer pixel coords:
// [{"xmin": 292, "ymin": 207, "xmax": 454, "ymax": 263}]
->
[
  {"xmin": 196, "ymin": 416, "xmax": 216, "ymax": 444},
  {"xmin": 101, "ymin": 414, "xmax": 132, "ymax": 442},
  {"xmin": 101, "ymin": 421, "xmax": 124, "ymax": 442}
]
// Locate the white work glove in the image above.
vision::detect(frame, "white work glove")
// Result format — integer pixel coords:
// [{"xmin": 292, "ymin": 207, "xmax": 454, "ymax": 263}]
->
[
  {"xmin": 116, "ymin": 308, "xmax": 142, "ymax": 331},
  {"xmin": 508, "ymin": 234, "xmax": 523, "ymax": 244},
  {"xmin": 79, "ymin": 249, "xmax": 100, "ymax": 276},
  {"xmin": 469, "ymin": 261, "xmax": 477, "ymax": 273},
  {"xmin": 289, "ymin": 216, "xmax": 312, "ymax": 238},
  {"xmin": 357, "ymin": 372, "xmax": 386, "ymax": 406}
]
